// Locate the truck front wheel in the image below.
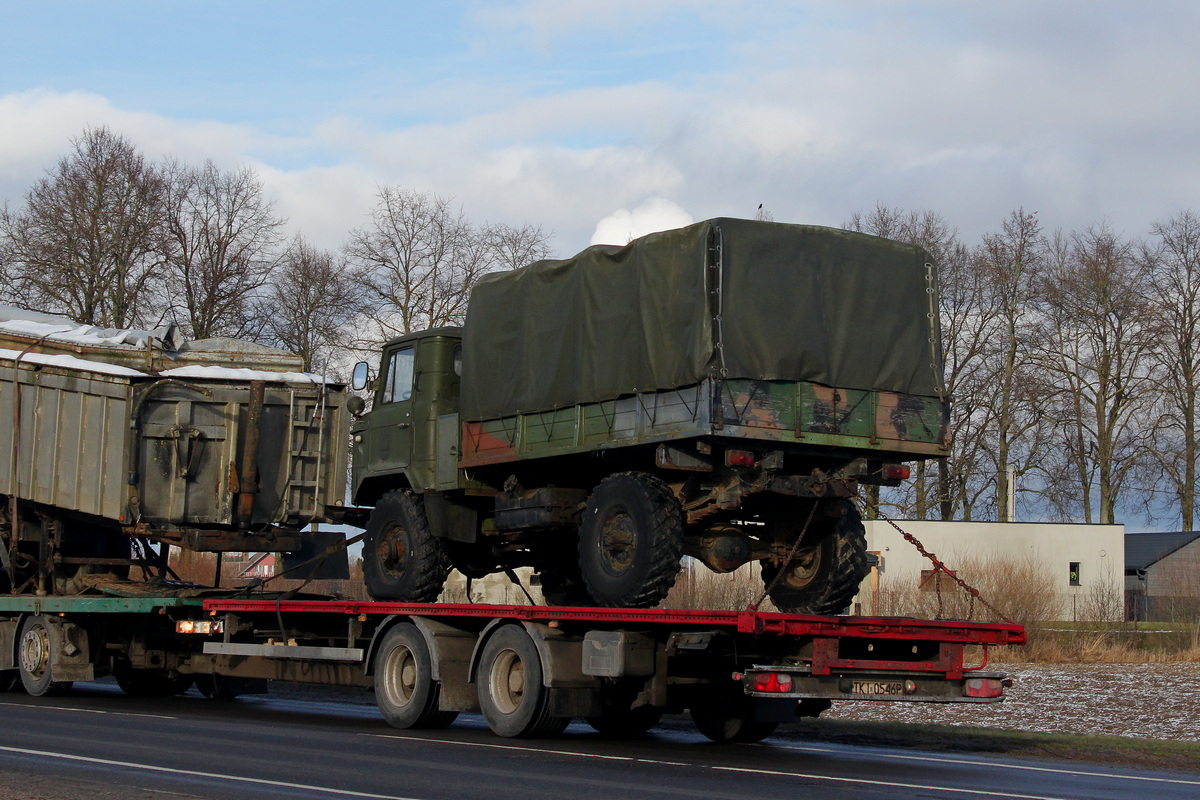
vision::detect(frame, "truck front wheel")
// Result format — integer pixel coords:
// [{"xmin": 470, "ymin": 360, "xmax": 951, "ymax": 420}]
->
[
  {"xmin": 578, "ymin": 473, "xmax": 683, "ymax": 608},
  {"xmin": 759, "ymin": 499, "xmax": 868, "ymax": 615},
  {"xmin": 363, "ymin": 491, "xmax": 451, "ymax": 602}
]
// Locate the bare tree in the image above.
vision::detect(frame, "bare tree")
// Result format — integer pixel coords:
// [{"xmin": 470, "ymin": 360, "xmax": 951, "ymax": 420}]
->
[
  {"xmin": 346, "ymin": 188, "xmax": 473, "ymax": 340},
  {"xmin": 162, "ymin": 159, "xmax": 285, "ymax": 340},
  {"xmin": 845, "ymin": 205, "xmax": 982, "ymax": 520},
  {"xmin": 346, "ymin": 187, "xmax": 553, "ymax": 346},
  {"xmin": 1036, "ymin": 223, "xmax": 1158, "ymax": 523},
  {"xmin": 260, "ymin": 236, "xmax": 362, "ymax": 374},
  {"xmin": 0, "ymin": 126, "xmax": 165, "ymax": 327},
  {"xmin": 1144, "ymin": 210, "xmax": 1200, "ymax": 530},
  {"xmin": 977, "ymin": 209, "xmax": 1051, "ymax": 521},
  {"xmin": 485, "ymin": 222, "xmax": 553, "ymax": 271}
]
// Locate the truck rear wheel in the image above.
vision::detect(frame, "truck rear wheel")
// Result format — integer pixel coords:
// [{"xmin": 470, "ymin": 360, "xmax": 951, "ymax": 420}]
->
[
  {"xmin": 18, "ymin": 616, "xmax": 73, "ymax": 697},
  {"xmin": 477, "ymin": 625, "xmax": 569, "ymax": 738},
  {"xmin": 374, "ymin": 623, "xmax": 458, "ymax": 729},
  {"xmin": 578, "ymin": 473, "xmax": 683, "ymax": 608},
  {"xmin": 364, "ymin": 490, "xmax": 450, "ymax": 602},
  {"xmin": 760, "ymin": 500, "xmax": 868, "ymax": 615}
]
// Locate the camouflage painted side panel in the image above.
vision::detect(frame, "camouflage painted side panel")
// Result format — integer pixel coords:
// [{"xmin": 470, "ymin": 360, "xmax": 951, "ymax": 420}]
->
[
  {"xmin": 459, "ymin": 386, "xmax": 709, "ymax": 467},
  {"xmin": 721, "ymin": 379, "xmax": 947, "ymax": 451},
  {"xmin": 459, "ymin": 379, "xmax": 945, "ymax": 469}
]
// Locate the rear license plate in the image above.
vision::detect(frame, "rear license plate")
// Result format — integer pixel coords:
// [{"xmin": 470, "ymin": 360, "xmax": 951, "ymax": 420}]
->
[{"xmin": 851, "ymin": 680, "xmax": 904, "ymax": 696}]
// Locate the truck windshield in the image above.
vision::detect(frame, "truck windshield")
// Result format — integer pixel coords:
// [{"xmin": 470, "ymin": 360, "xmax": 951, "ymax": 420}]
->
[{"xmin": 382, "ymin": 347, "xmax": 415, "ymax": 404}]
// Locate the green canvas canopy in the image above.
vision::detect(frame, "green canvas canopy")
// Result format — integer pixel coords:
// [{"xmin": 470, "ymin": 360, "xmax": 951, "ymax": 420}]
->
[{"xmin": 460, "ymin": 218, "xmax": 942, "ymax": 421}]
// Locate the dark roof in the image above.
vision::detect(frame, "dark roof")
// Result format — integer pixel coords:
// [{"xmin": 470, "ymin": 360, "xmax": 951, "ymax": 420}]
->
[{"xmin": 1125, "ymin": 531, "xmax": 1200, "ymax": 572}]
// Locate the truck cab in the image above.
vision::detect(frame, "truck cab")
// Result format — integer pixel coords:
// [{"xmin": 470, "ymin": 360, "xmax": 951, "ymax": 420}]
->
[{"xmin": 351, "ymin": 328, "xmax": 462, "ymax": 506}]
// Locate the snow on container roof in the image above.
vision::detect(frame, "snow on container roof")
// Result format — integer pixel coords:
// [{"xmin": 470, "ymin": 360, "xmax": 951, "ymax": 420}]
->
[
  {"xmin": 0, "ymin": 305, "xmax": 307, "ymax": 376},
  {"xmin": 0, "ymin": 347, "xmax": 148, "ymax": 377}
]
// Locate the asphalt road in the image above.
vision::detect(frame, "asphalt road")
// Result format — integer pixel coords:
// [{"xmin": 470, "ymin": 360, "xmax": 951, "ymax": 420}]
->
[{"xmin": 1, "ymin": 683, "xmax": 1197, "ymax": 800}]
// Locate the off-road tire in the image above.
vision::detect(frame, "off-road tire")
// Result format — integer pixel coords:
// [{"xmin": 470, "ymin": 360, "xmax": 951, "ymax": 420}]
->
[
  {"xmin": 759, "ymin": 499, "xmax": 868, "ymax": 615},
  {"xmin": 374, "ymin": 623, "xmax": 458, "ymax": 730},
  {"xmin": 476, "ymin": 625, "xmax": 569, "ymax": 738},
  {"xmin": 364, "ymin": 490, "xmax": 451, "ymax": 602},
  {"xmin": 578, "ymin": 473, "xmax": 683, "ymax": 608},
  {"xmin": 18, "ymin": 616, "xmax": 73, "ymax": 697}
]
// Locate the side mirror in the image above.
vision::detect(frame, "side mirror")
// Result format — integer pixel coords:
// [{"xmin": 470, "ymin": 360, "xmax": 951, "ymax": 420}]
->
[
  {"xmin": 346, "ymin": 396, "xmax": 366, "ymax": 417},
  {"xmin": 351, "ymin": 361, "xmax": 370, "ymax": 391}
]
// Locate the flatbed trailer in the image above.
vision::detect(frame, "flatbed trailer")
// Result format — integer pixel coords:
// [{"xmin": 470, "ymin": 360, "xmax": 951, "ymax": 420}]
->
[{"xmin": 0, "ymin": 593, "xmax": 1024, "ymax": 742}]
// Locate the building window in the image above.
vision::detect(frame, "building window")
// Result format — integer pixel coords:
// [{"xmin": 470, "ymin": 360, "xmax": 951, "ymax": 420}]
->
[{"xmin": 1069, "ymin": 561, "xmax": 1081, "ymax": 586}]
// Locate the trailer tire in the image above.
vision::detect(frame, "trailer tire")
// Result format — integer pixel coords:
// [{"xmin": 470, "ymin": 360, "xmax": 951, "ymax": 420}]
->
[
  {"xmin": 760, "ymin": 499, "xmax": 868, "ymax": 615},
  {"xmin": 476, "ymin": 625, "xmax": 567, "ymax": 738},
  {"xmin": 364, "ymin": 490, "xmax": 451, "ymax": 603},
  {"xmin": 586, "ymin": 703, "xmax": 663, "ymax": 737},
  {"xmin": 578, "ymin": 473, "xmax": 683, "ymax": 608},
  {"xmin": 691, "ymin": 705, "xmax": 778, "ymax": 744},
  {"xmin": 18, "ymin": 616, "xmax": 73, "ymax": 697},
  {"xmin": 115, "ymin": 667, "xmax": 193, "ymax": 697},
  {"xmin": 374, "ymin": 623, "xmax": 458, "ymax": 729},
  {"xmin": 194, "ymin": 675, "xmax": 240, "ymax": 700}
]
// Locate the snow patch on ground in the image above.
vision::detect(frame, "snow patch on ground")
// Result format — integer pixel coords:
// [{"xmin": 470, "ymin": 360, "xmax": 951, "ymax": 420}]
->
[{"xmin": 827, "ymin": 661, "xmax": 1200, "ymax": 741}]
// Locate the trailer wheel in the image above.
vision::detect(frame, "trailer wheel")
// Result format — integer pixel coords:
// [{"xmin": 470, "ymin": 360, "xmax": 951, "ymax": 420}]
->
[
  {"xmin": 578, "ymin": 473, "xmax": 683, "ymax": 608},
  {"xmin": 691, "ymin": 704, "xmax": 778, "ymax": 744},
  {"xmin": 760, "ymin": 499, "xmax": 868, "ymax": 615},
  {"xmin": 18, "ymin": 616, "xmax": 73, "ymax": 696},
  {"xmin": 114, "ymin": 667, "xmax": 193, "ymax": 697},
  {"xmin": 375, "ymin": 623, "xmax": 458, "ymax": 729},
  {"xmin": 477, "ymin": 625, "xmax": 567, "ymax": 738},
  {"xmin": 364, "ymin": 490, "xmax": 451, "ymax": 602},
  {"xmin": 586, "ymin": 703, "xmax": 663, "ymax": 737}
]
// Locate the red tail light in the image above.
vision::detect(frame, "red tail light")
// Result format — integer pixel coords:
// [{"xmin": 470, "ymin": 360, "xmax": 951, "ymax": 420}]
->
[
  {"xmin": 883, "ymin": 464, "xmax": 910, "ymax": 481},
  {"xmin": 963, "ymin": 678, "xmax": 1004, "ymax": 698},
  {"xmin": 726, "ymin": 449, "xmax": 756, "ymax": 467},
  {"xmin": 749, "ymin": 671, "xmax": 795, "ymax": 693}
]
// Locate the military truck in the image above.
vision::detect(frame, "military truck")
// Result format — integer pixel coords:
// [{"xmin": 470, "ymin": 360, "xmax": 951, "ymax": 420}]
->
[
  {"xmin": 349, "ymin": 218, "xmax": 947, "ymax": 613},
  {"xmin": 0, "ymin": 307, "xmax": 350, "ymax": 597}
]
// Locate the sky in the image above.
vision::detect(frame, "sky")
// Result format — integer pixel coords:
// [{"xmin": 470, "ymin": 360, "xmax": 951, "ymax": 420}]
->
[{"xmin": 1, "ymin": 1, "xmax": 1198, "ymax": 257}]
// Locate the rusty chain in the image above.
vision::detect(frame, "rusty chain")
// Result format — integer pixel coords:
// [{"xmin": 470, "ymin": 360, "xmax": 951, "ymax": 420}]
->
[
  {"xmin": 875, "ymin": 508, "xmax": 1014, "ymax": 624},
  {"xmin": 750, "ymin": 501, "xmax": 818, "ymax": 611}
]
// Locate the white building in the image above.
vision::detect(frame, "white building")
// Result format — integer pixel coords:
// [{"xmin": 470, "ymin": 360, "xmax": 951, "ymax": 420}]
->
[{"xmin": 854, "ymin": 520, "xmax": 1125, "ymax": 622}]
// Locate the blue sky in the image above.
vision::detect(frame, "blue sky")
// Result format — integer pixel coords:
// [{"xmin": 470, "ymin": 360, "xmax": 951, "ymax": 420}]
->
[{"xmin": 2, "ymin": 1, "xmax": 1198, "ymax": 254}]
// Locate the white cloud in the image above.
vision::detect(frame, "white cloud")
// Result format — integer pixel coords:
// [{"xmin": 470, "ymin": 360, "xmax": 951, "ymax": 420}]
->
[{"xmin": 590, "ymin": 198, "xmax": 694, "ymax": 246}]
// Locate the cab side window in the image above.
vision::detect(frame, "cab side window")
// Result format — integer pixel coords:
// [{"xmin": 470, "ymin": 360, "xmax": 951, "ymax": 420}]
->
[{"xmin": 381, "ymin": 347, "xmax": 415, "ymax": 404}]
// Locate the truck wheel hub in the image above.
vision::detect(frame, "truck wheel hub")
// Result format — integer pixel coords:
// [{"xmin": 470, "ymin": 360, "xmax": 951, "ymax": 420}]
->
[
  {"xmin": 781, "ymin": 546, "xmax": 821, "ymax": 587},
  {"xmin": 598, "ymin": 513, "xmax": 637, "ymax": 574},
  {"xmin": 20, "ymin": 627, "xmax": 48, "ymax": 677}
]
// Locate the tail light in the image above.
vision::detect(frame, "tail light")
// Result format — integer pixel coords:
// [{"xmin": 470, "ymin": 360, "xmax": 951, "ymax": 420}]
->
[
  {"xmin": 963, "ymin": 677, "xmax": 1004, "ymax": 698},
  {"xmin": 725, "ymin": 449, "xmax": 756, "ymax": 467},
  {"xmin": 883, "ymin": 464, "xmax": 910, "ymax": 481},
  {"xmin": 749, "ymin": 671, "xmax": 795, "ymax": 693}
]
